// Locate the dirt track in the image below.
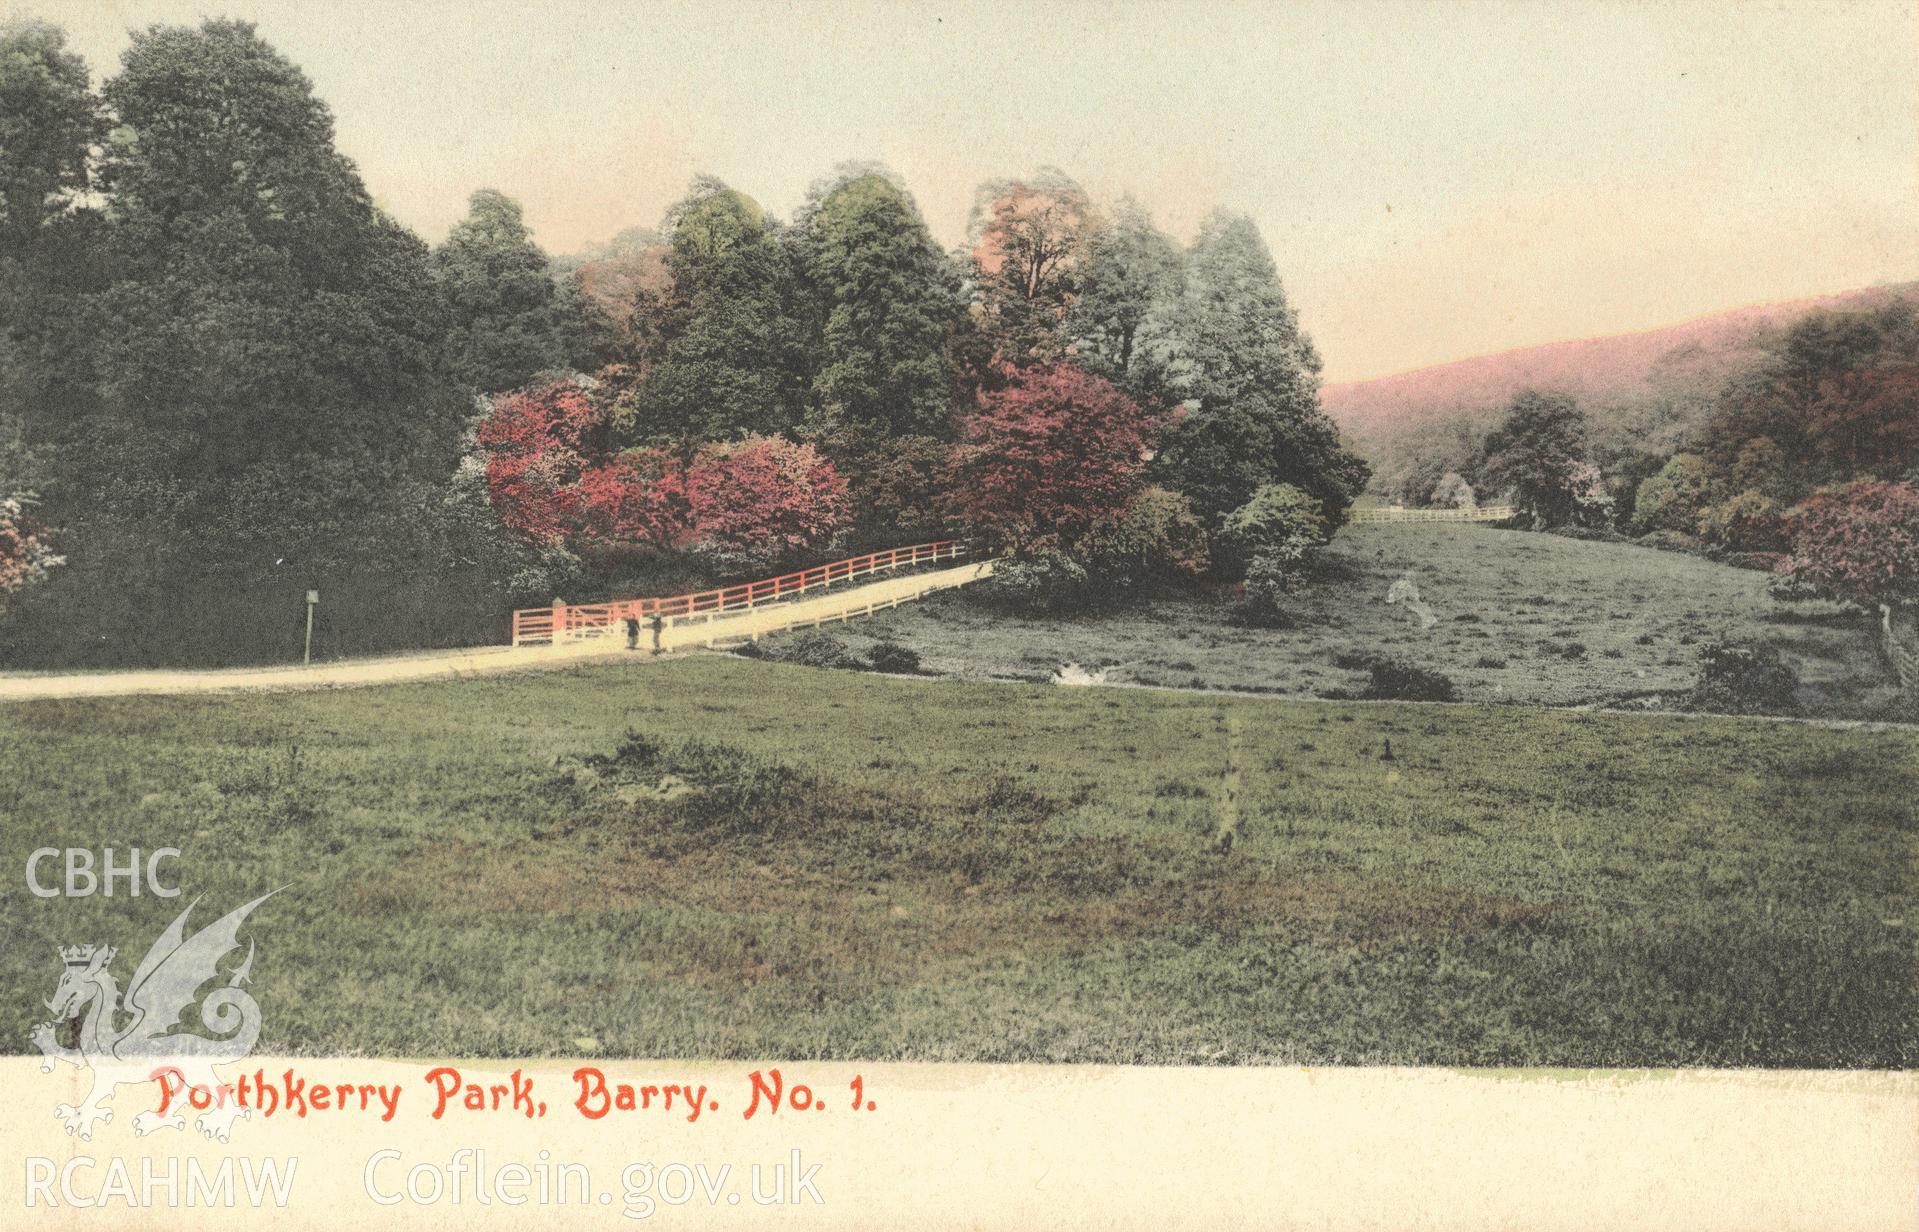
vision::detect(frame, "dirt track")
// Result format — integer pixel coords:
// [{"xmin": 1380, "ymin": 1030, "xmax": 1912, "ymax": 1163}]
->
[
  {"xmin": 0, "ymin": 641, "xmax": 641, "ymax": 703},
  {"xmin": 0, "ymin": 559, "xmax": 998, "ymax": 704}
]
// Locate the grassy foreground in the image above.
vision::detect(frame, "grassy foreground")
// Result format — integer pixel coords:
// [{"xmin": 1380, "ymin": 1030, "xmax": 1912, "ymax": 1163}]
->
[{"xmin": 2, "ymin": 656, "xmax": 1913, "ymax": 1066}]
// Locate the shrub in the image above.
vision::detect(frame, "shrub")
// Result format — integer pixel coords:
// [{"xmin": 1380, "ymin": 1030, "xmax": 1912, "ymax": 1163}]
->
[
  {"xmin": 985, "ymin": 550, "xmax": 1091, "ymax": 615},
  {"xmin": 1219, "ymin": 483, "xmax": 1328, "ymax": 581},
  {"xmin": 1430, "ymin": 471, "xmax": 1475, "ymax": 510},
  {"xmin": 0, "ymin": 496, "xmax": 62, "ymax": 614},
  {"xmin": 1632, "ymin": 452, "xmax": 1713, "ymax": 535},
  {"xmin": 1722, "ymin": 551, "xmax": 1787, "ymax": 573},
  {"xmin": 1696, "ymin": 488, "xmax": 1786, "ymax": 552},
  {"xmin": 1360, "ymin": 658, "xmax": 1459, "ymax": 702},
  {"xmin": 1548, "ymin": 525, "xmax": 1628, "ymax": 544},
  {"xmin": 865, "ymin": 642, "xmax": 922, "ymax": 674},
  {"xmin": 1636, "ymin": 529, "xmax": 1704, "ymax": 555},
  {"xmin": 1687, "ymin": 639, "xmax": 1800, "ymax": 715},
  {"xmin": 1777, "ymin": 481, "xmax": 1919, "ymax": 610},
  {"xmin": 477, "ymin": 378, "xmax": 606, "ymax": 547},
  {"xmin": 762, "ymin": 630, "xmax": 861, "ymax": 669},
  {"xmin": 1328, "ymin": 653, "xmax": 1460, "ymax": 702},
  {"xmin": 813, "ymin": 430, "xmax": 958, "ymax": 547},
  {"xmin": 478, "ymin": 380, "xmax": 850, "ymax": 569},
  {"xmin": 683, "ymin": 436, "xmax": 851, "ymax": 567},
  {"xmin": 1077, "ymin": 486, "xmax": 1211, "ymax": 600}
]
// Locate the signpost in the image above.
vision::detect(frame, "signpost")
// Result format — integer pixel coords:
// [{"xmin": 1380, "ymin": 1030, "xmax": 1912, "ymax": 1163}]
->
[{"xmin": 304, "ymin": 590, "xmax": 319, "ymax": 666}]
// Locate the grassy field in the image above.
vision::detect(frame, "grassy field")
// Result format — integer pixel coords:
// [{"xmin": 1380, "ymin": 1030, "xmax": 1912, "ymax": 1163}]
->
[
  {"xmin": 832, "ymin": 523, "xmax": 1907, "ymax": 718},
  {"xmin": 2, "ymin": 656, "xmax": 1912, "ymax": 1067}
]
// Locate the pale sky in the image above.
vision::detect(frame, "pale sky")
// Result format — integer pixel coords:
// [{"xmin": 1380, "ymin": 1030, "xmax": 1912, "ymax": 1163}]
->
[{"xmin": 36, "ymin": 0, "xmax": 1919, "ymax": 383}]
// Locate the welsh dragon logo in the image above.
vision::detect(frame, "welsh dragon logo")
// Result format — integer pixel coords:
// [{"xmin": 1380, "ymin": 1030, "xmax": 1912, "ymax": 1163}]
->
[{"xmin": 31, "ymin": 892, "xmax": 276, "ymax": 1142}]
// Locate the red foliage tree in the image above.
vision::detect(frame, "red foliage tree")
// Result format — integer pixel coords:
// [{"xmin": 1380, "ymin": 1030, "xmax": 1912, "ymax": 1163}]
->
[
  {"xmin": 954, "ymin": 364, "xmax": 1158, "ymax": 551},
  {"xmin": 475, "ymin": 378, "xmax": 849, "ymax": 568},
  {"xmin": 575, "ymin": 449, "xmax": 693, "ymax": 559},
  {"xmin": 686, "ymin": 437, "xmax": 850, "ymax": 562},
  {"xmin": 1778, "ymin": 481, "xmax": 1919, "ymax": 609},
  {"xmin": 475, "ymin": 380, "xmax": 603, "ymax": 547}
]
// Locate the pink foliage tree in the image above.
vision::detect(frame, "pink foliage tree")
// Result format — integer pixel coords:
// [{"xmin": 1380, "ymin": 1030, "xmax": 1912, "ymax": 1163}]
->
[
  {"xmin": 476, "ymin": 377, "xmax": 849, "ymax": 569},
  {"xmin": 954, "ymin": 364, "xmax": 1158, "ymax": 552},
  {"xmin": 686, "ymin": 437, "xmax": 850, "ymax": 562},
  {"xmin": 1779, "ymin": 481, "xmax": 1919, "ymax": 609},
  {"xmin": 475, "ymin": 380, "xmax": 603, "ymax": 548},
  {"xmin": 1778, "ymin": 481, "xmax": 1919, "ymax": 689}
]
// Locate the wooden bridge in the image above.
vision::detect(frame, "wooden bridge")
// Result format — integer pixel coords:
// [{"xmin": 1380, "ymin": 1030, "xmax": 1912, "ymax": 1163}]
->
[
  {"xmin": 1347, "ymin": 505, "xmax": 1515, "ymax": 524},
  {"xmin": 510, "ymin": 541, "xmax": 998, "ymax": 651}
]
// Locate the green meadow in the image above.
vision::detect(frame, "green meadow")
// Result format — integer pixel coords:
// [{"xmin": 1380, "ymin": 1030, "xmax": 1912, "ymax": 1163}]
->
[{"xmin": 2, "ymin": 656, "xmax": 1913, "ymax": 1066}]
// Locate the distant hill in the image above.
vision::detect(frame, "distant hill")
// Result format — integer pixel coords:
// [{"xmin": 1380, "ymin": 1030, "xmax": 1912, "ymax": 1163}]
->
[{"xmin": 1322, "ymin": 282, "xmax": 1919, "ymax": 441}]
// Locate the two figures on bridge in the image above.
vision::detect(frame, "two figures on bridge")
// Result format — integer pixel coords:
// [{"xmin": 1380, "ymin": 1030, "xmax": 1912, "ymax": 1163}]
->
[{"xmin": 623, "ymin": 614, "xmax": 665, "ymax": 654}]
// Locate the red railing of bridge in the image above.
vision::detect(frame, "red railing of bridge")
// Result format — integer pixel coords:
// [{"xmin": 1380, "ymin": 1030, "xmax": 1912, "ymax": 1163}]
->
[{"xmin": 510, "ymin": 540, "xmax": 967, "ymax": 646}]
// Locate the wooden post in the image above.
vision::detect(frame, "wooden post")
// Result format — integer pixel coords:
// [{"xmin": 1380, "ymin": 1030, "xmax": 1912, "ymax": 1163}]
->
[{"xmin": 303, "ymin": 590, "xmax": 319, "ymax": 666}]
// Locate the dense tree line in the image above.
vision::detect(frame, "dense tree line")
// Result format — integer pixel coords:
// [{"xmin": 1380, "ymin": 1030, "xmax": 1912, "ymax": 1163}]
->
[{"xmin": 0, "ymin": 19, "xmax": 1366, "ymax": 666}]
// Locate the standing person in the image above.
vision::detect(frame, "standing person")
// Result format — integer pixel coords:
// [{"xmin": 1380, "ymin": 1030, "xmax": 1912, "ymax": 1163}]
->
[
  {"xmin": 624, "ymin": 615, "xmax": 641, "ymax": 650},
  {"xmin": 650, "ymin": 612, "xmax": 665, "ymax": 656}
]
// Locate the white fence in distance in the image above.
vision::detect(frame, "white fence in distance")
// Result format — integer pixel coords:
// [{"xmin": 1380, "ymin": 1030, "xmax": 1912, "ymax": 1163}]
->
[{"xmin": 1348, "ymin": 505, "xmax": 1515, "ymax": 524}]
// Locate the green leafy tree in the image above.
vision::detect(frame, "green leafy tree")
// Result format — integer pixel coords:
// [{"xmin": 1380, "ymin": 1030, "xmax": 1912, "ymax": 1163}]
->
[
  {"xmin": 798, "ymin": 169, "xmax": 960, "ymax": 438},
  {"xmin": 1477, "ymin": 391, "xmax": 1597, "ymax": 527},
  {"xmin": 1067, "ymin": 197, "xmax": 1183, "ymax": 405},
  {"xmin": 627, "ymin": 180, "xmax": 808, "ymax": 443},
  {"xmin": 0, "ymin": 17, "xmax": 103, "ymax": 519},
  {"xmin": 1631, "ymin": 452, "xmax": 1712, "ymax": 535},
  {"xmin": 2, "ymin": 19, "xmax": 469, "ymax": 667},
  {"xmin": 1153, "ymin": 211, "xmax": 1367, "ymax": 528},
  {"xmin": 435, "ymin": 188, "xmax": 584, "ymax": 393},
  {"xmin": 0, "ymin": 18, "xmax": 99, "ymax": 254}
]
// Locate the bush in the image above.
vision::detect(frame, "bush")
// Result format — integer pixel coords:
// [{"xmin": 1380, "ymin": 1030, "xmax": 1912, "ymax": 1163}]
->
[
  {"xmin": 1687, "ymin": 639, "xmax": 1800, "ymax": 715},
  {"xmin": 985, "ymin": 550, "xmax": 1091, "ymax": 615},
  {"xmin": 1778, "ymin": 481, "xmax": 1919, "ymax": 610},
  {"xmin": 1325, "ymin": 652, "xmax": 1459, "ymax": 702},
  {"xmin": 954, "ymin": 364, "xmax": 1158, "ymax": 552},
  {"xmin": 865, "ymin": 642, "xmax": 922, "ymax": 674},
  {"xmin": 683, "ymin": 436, "xmax": 852, "ymax": 568},
  {"xmin": 813, "ymin": 429, "xmax": 957, "ymax": 547},
  {"xmin": 1696, "ymin": 488, "xmax": 1786, "ymax": 552},
  {"xmin": 1636, "ymin": 529, "xmax": 1703, "ymax": 553},
  {"xmin": 1077, "ymin": 486, "xmax": 1210, "ymax": 601},
  {"xmin": 1722, "ymin": 551, "xmax": 1787, "ymax": 573},
  {"xmin": 1547, "ymin": 525, "xmax": 1628, "ymax": 544},
  {"xmin": 1359, "ymin": 658, "xmax": 1459, "ymax": 702},
  {"xmin": 761, "ymin": 630, "xmax": 862, "ymax": 669},
  {"xmin": 1219, "ymin": 483, "xmax": 1327, "ymax": 581},
  {"xmin": 1631, "ymin": 452, "xmax": 1713, "ymax": 535},
  {"xmin": 0, "ymin": 495, "xmax": 62, "ymax": 616}
]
